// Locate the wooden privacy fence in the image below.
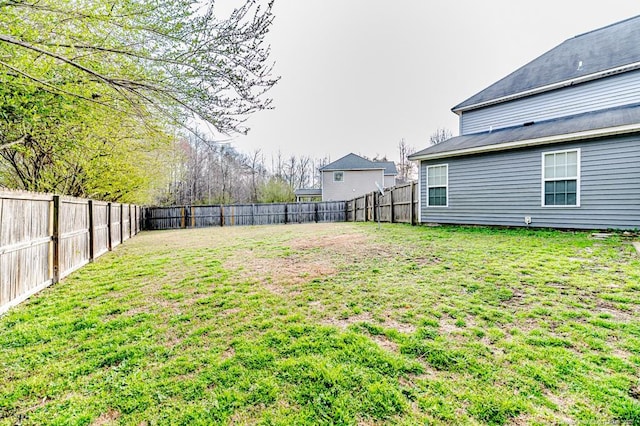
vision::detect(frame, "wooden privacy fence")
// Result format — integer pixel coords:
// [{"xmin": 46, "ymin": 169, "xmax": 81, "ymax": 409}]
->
[
  {"xmin": 0, "ymin": 190, "xmax": 141, "ymax": 314},
  {"xmin": 144, "ymin": 201, "xmax": 347, "ymax": 230},
  {"xmin": 143, "ymin": 181, "xmax": 418, "ymax": 230},
  {"xmin": 346, "ymin": 181, "xmax": 418, "ymax": 225}
]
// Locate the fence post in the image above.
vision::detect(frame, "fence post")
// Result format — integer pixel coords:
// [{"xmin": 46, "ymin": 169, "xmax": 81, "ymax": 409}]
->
[
  {"xmin": 410, "ymin": 181, "xmax": 415, "ymax": 226},
  {"xmin": 284, "ymin": 204, "xmax": 288, "ymax": 224},
  {"xmin": 220, "ymin": 204, "xmax": 224, "ymax": 227},
  {"xmin": 191, "ymin": 206, "xmax": 196, "ymax": 228},
  {"xmin": 107, "ymin": 203, "xmax": 112, "ymax": 251},
  {"xmin": 390, "ymin": 189, "xmax": 394, "ymax": 224},
  {"xmin": 52, "ymin": 195, "xmax": 61, "ymax": 284},
  {"xmin": 314, "ymin": 202, "xmax": 319, "ymax": 223},
  {"xmin": 252, "ymin": 204, "xmax": 255, "ymax": 226},
  {"xmin": 353, "ymin": 199, "xmax": 356, "ymax": 222},
  {"xmin": 88, "ymin": 200, "xmax": 95, "ymax": 261},
  {"xmin": 180, "ymin": 206, "xmax": 186, "ymax": 229}
]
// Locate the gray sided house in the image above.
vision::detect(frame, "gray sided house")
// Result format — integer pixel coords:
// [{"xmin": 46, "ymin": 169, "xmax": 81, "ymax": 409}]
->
[
  {"xmin": 320, "ymin": 153, "xmax": 397, "ymax": 201},
  {"xmin": 409, "ymin": 15, "xmax": 640, "ymax": 230}
]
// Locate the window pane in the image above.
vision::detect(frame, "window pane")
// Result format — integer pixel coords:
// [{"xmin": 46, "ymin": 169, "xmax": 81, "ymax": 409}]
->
[
  {"xmin": 555, "ymin": 180, "xmax": 566, "ymax": 193},
  {"xmin": 428, "ymin": 187, "xmax": 446, "ymax": 206},
  {"xmin": 555, "ymin": 192, "xmax": 566, "ymax": 205},
  {"xmin": 567, "ymin": 193, "xmax": 576, "ymax": 205},
  {"xmin": 566, "ymin": 164, "xmax": 577, "ymax": 177},
  {"xmin": 566, "ymin": 151, "xmax": 577, "ymax": 165},
  {"xmin": 545, "ymin": 194, "xmax": 554, "ymax": 205},
  {"xmin": 567, "ymin": 180, "xmax": 577, "ymax": 192},
  {"xmin": 544, "ymin": 153, "xmax": 555, "ymax": 168},
  {"xmin": 544, "ymin": 165, "xmax": 555, "ymax": 179}
]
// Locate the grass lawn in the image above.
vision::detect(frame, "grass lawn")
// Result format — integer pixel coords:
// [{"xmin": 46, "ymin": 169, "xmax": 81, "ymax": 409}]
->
[{"xmin": 1, "ymin": 223, "xmax": 640, "ymax": 425}]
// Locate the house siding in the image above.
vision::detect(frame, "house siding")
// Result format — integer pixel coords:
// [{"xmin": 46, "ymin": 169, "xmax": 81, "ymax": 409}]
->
[
  {"xmin": 460, "ymin": 70, "xmax": 640, "ymax": 135},
  {"xmin": 383, "ymin": 175, "xmax": 396, "ymax": 188},
  {"xmin": 322, "ymin": 169, "xmax": 384, "ymax": 201},
  {"xmin": 419, "ymin": 135, "xmax": 640, "ymax": 229}
]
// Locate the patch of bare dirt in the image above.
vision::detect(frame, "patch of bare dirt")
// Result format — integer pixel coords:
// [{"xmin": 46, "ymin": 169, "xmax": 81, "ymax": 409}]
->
[
  {"xmin": 322, "ymin": 312, "xmax": 417, "ymax": 335},
  {"xmin": 220, "ymin": 346, "xmax": 235, "ymax": 360},
  {"xmin": 323, "ymin": 312, "xmax": 374, "ymax": 328},
  {"xmin": 90, "ymin": 409, "xmax": 120, "ymax": 426},
  {"xmin": 371, "ymin": 335, "xmax": 400, "ymax": 352},
  {"xmin": 226, "ymin": 251, "xmax": 338, "ymax": 296},
  {"xmin": 290, "ymin": 233, "xmax": 367, "ymax": 251}
]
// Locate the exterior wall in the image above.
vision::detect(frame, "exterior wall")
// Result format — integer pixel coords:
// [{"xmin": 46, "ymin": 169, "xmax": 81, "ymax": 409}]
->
[
  {"xmin": 383, "ymin": 175, "xmax": 396, "ymax": 188},
  {"xmin": 322, "ymin": 169, "xmax": 384, "ymax": 201},
  {"xmin": 419, "ymin": 135, "xmax": 640, "ymax": 229},
  {"xmin": 460, "ymin": 70, "xmax": 640, "ymax": 135}
]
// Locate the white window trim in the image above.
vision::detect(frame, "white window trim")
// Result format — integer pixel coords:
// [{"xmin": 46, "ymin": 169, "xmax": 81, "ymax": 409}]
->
[
  {"xmin": 426, "ymin": 163, "xmax": 449, "ymax": 208},
  {"xmin": 541, "ymin": 148, "xmax": 581, "ymax": 208},
  {"xmin": 333, "ymin": 171, "xmax": 344, "ymax": 182}
]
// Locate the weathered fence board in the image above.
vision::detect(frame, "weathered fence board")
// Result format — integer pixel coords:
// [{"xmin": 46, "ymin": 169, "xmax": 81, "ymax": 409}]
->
[
  {"xmin": 122, "ymin": 204, "xmax": 131, "ymax": 242},
  {"xmin": 92, "ymin": 201, "xmax": 110, "ymax": 257},
  {"xmin": 0, "ymin": 191, "xmax": 141, "ymax": 314},
  {"xmin": 110, "ymin": 203, "xmax": 122, "ymax": 249},
  {"xmin": 59, "ymin": 197, "xmax": 90, "ymax": 279},
  {"xmin": 0, "ymin": 192, "xmax": 53, "ymax": 313}
]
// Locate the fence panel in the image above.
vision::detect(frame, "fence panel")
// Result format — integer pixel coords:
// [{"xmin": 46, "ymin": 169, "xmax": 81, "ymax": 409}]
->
[
  {"xmin": 122, "ymin": 204, "xmax": 131, "ymax": 241},
  {"xmin": 0, "ymin": 192, "xmax": 53, "ymax": 313},
  {"xmin": 391, "ymin": 184, "xmax": 413, "ymax": 224},
  {"xmin": 59, "ymin": 197, "xmax": 90, "ymax": 279},
  {"xmin": 355, "ymin": 197, "xmax": 367, "ymax": 222},
  {"xmin": 193, "ymin": 205, "xmax": 222, "ymax": 227},
  {"xmin": 287, "ymin": 202, "xmax": 316, "ymax": 224},
  {"xmin": 145, "ymin": 206, "xmax": 182, "ymax": 230},
  {"xmin": 92, "ymin": 201, "xmax": 110, "ymax": 257},
  {"xmin": 317, "ymin": 201, "xmax": 346, "ymax": 222},
  {"xmin": 253, "ymin": 204, "xmax": 286, "ymax": 225},
  {"xmin": 110, "ymin": 203, "xmax": 122, "ymax": 248}
]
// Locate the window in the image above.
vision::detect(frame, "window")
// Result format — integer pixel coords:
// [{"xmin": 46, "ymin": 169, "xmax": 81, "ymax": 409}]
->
[
  {"xmin": 427, "ymin": 164, "xmax": 448, "ymax": 207},
  {"xmin": 542, "ymin": 149, "xmax": 580, "ymax": 206},
  {"xmin": 333, "ymin": 171, "xmax": 344, "ymax": 182}
]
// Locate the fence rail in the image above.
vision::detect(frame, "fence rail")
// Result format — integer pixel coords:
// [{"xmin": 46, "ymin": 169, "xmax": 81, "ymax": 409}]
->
[
  {"xmin": 0, "ymin": 190, "xmax": 141, "ymax": 314},
  {"xmin": 143, "ymin": 181, "xmax": 418, "ymax": 230}
]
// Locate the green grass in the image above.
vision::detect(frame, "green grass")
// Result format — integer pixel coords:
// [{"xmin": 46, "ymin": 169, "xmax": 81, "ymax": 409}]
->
[{"xmin": 1, "ymin": 223, "xmax": 640, "ymax": 425}]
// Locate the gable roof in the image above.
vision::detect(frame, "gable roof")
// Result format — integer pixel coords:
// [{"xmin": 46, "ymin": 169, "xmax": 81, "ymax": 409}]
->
[
  {"xmin": 373, "ymin": 161, "xmax": 398, "ymax": 176},
  {"xmin": 409, "ymin": 104, "xmax": 640, "ymax": 161},
  {"xmin": 320, "ymin": 153, "xmax": 385, "ymax": 171},
  {"xmin": 454, "ymin": 15, "xmax": 640, "ymax": 112}
]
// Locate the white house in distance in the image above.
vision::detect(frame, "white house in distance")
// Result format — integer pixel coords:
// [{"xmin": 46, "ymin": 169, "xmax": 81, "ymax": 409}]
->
[{"xmin": 318, "ymin": 153, "xmax": 397, "ymax": 201}]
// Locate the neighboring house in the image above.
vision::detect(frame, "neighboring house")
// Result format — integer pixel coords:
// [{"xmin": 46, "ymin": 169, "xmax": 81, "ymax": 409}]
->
[
  {"xmin": 319, "ymin": 153, "xmax": 397, "ymax": 201},
  {"xmin": 294, "ymin": 188, "xmax": 322, "ymax": 202},
  {"xmin": 409, "ymin": 15, "xmax": 640, "ymax": 230}
]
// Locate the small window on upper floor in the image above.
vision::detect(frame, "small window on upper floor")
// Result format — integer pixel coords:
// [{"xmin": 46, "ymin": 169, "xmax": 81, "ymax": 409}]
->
[
  {"xmin": 333, "ymin": 171, "xmax": 344, "ymax": 182},
  {"xmin": 542, "ymin": 149, "xmax": 580, "ymax": 207}
]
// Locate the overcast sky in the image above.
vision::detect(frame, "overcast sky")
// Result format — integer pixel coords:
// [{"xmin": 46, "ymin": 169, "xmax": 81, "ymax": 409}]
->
[{"xmin": 222, "ymin": 1, "xmax": 640, "ymax": 164}]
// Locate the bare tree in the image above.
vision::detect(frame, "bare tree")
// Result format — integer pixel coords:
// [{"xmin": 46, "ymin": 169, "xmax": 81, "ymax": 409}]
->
[
  {"xmin": 397, "ymin": 138, "xmax": 416, "ymax": 182},
  {"xmin": 430, "ymin": 128, "xmax": 453, "ymax": 145}
]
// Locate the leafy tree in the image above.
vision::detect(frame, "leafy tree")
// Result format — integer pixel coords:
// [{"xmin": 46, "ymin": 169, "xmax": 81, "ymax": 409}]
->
[
  {"xmin": 0, "ymin": 0, "xmax": 278, "ymax": 201},
  {"xmin": 258, "ymin": 177, "xmax": 294, "ymax": 203}
]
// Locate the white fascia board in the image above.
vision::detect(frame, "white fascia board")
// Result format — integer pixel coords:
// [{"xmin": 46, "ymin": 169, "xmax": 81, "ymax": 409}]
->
[
  {"xmin": 409, "ymin": 123, "xmax": 640, "ymax": 161},
  {"xmin": 453, "ymin": 62, "xmax": 640, "ymax": 114}
]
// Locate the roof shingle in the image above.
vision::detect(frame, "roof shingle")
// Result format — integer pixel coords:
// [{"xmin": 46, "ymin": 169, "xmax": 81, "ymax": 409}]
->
[{"xmin": 454, "ymin": 15, "xmax": 640, "ymax": 111}]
